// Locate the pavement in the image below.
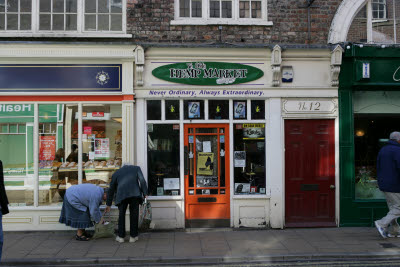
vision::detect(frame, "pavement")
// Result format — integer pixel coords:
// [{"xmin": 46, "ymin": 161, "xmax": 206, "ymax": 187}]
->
[{"xmin": 3, "ymin": 227, "xmax": 400, "ymax": 266}]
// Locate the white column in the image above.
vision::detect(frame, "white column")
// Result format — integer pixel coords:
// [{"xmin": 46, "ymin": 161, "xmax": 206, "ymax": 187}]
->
[
  {"xmin": 122, "ymin": 100, "xmax": 134, "ymax": 165},
  {"xmin": 367, "ymin": 0, "xmax": 373, "ymax": 43},
  {"xmin": 268, "ymin": 98, "xmax": 284, "ymax": 229},
  {"xmin": 135, "ymin": 99, "xmax": 147, "ymax": 177}
]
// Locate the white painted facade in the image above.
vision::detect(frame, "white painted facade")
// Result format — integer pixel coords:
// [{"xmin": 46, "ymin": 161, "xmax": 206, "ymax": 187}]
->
[
  {"xmin": 1, "ymin": 43, "xmax": 136, "ymax": 231},
  {"xmin": 134, "ymin": 47, "xmax": 339, "ymax": 229}
]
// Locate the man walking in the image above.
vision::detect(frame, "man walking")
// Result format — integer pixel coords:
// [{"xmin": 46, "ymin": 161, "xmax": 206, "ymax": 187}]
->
[
  {"xmin": 375, "ymin": 131, "xmax": 400, "ymax": 238},
  {"xmin": 105, "ymin": 164, "xmax": 148, "ymax": 243}
]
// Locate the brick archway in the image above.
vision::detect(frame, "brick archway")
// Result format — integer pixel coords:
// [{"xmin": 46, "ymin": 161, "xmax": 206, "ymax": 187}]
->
[{"xmin": 328, "ymin": 0, "xmax": 368, "ymax": 44}]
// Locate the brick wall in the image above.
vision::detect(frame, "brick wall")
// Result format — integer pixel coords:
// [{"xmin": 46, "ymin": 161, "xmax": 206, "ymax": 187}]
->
[{"xmin": 127, "ymin": 0, "xmax": 342, "ymax": 45}]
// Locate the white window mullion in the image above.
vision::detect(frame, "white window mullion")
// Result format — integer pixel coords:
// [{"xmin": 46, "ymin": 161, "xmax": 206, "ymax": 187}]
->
[
  {"xmin": 17, "ymin": 0, "xmax": 20, "ymax": 30},
  {"xmin": 77, "ymin": 0, "xmax": 83, "ymax": 33},
  {"xmin": 64, "ymin": 0, "xmax": 66, "ymax": 31},
  {"xmin": 108, "ymin": 0, "xmax": 111, "ymax": 31},
  {"xmin": 50, "ymin": 0, "xmax": 53, "ymax": 30},
  {"xmin": 204, "ymin": 0, "xmax": 208, "ymax": 19},
  {"xmin": 96, "ymin": 0, "xmax": 98, "ymax": 31},
  {"xmin": 32, "ymin": 0, "xmax": 38, "ymax": 32}
]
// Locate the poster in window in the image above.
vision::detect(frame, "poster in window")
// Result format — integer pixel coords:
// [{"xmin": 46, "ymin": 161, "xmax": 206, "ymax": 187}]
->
[
  {"xmin": 188, "ymin": 101, "xmax": 200, "ymax": 119},
  {"xmin": 234, "ymin": 151, "xmax": 246, "ymax": 167},
  {"xmin": 234, "ymin": 101, "xmax": 246, "ymax": 119},
  {"xmin": 235, "ymin": 183, "xmax": 250, "ymax": 193},
  {"xmin": 39, "ymin": 136, "xmax": 56, "ymax": 161},
  {"xmin": 94, "ymin": 138, "xmax": 110, "ymax": 159},
  {"xmin": 197, "ymin": 176, "xmax": 218, "ymax": 187},
  {"xmin": 197, "ymin": 152, "xmax": 214, "ymax": 175},
  {"xmin": 164, "ymin": 178, "xmax": 180, "ymax": 190}
]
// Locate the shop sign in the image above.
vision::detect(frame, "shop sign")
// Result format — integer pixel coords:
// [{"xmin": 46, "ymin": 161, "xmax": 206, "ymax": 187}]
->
[
  {"xmin": 0, "ymin": 64, "xmax": 122, "ymax": 91},
  {"xmin": 148, "ymin": 89, "xmax": 265, "ymax": 97},
  {"xmin": 0, "ymin": 104, "xmax": 33, "ymax": 117},
  {"xmin": 282, "ymin": 99, "xmax": 338, "ymax": 114},
  {"xmin": 152, "ymin": 62, "xmax": 264, "ymax": 86},
  {"xmin": 92, "ymin": 112, "xmax": 104, "ymax": 117}
]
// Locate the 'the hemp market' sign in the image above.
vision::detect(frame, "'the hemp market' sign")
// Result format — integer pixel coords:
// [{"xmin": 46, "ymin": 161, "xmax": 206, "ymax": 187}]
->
[{"xmin": 152, "ymin": 62, "xmax": 264, "ymax": 86}]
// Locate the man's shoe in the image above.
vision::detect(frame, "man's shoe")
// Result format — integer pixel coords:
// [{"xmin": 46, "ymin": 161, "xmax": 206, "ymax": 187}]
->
[
  {"xmin": 375, "ymin": 221, "xmax": 389, "ymax": 238},
  {"xmin": 129, "ymin": 236, "xmax": 139, "ymax": 243},
  {"xmin": 115, "ymin": 236, "xmax": 125, "ymax": 243}
]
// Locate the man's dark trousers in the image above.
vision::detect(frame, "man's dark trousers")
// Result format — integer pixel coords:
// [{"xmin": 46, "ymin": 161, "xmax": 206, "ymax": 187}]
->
[{"xmin": 117, "ymin": 197, "xmax": 139, "ymax": 238}]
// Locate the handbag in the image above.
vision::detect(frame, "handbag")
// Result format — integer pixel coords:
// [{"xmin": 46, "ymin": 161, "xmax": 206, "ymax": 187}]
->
[
  {"xmin": 139, "ymin": 199, "xmax": 152, "ymax": 231},
  {"xmin": 92, "ymin": 211, "xmax": 115, "ymax": 239}
]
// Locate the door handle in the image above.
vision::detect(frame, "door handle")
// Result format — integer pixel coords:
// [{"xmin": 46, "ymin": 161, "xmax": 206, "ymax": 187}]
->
[{"xmin": 330, "ymin": 185, "xmax": 335, "ymax": 189}]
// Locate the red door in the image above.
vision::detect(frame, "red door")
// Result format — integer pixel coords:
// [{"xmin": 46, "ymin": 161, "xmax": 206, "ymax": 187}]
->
[
  {"xmin": 184, "ymin": 124, "xmax": 230, "ymax": 228},
  {"xmin": 285, "ymin": 119, "xmax": 335, "ymax": 227}
]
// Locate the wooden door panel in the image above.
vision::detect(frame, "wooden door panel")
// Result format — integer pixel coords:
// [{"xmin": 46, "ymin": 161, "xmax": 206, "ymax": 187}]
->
[
  {"xmin": 285, "ymin": 119, "xmax": 335, "ymax": 227},
  {"xmin": 286, "ymin": 141, "xmax": 306, "ymax": 182}
]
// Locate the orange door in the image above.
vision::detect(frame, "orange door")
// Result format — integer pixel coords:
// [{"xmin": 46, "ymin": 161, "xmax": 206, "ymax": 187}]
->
[
  {"xmin": 184, "ymin": 124, "xmax": 230, "ymax": 227},
  {"xmin": 285, "ymin": 119, "xmax": 336, "ymax": 227}
]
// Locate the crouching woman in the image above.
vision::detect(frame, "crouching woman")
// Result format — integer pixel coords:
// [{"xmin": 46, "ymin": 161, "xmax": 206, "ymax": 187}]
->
[{"xmin": 59, "ymin": 184, "xmax": 107, "ymax": 241}]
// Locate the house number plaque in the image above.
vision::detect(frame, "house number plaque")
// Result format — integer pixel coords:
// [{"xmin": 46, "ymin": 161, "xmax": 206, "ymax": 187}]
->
[{"xmin": 282, "ymin": 99, "xmax": 337, "ymax": 114}]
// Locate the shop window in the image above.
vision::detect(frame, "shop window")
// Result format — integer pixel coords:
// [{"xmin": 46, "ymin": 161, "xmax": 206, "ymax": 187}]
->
[
  {"xmin": 165, "ymin": 100, "xmax": 180, "ymax": 120},
  {"xmin": 81, "ymin": 104, "xmax": 122, "ymax": 188},
  {"xmin": 184, "ymin": 100, "xmax": 204, "ymax": 120},
  {"xmin": 0, "ymin": 0, "xmax": 126, "ymax": 36},
  {"xmin": 43, "ymin": 104, "xmax": 78, "ymax": 205},
  {"xmin": 209, "ymin": 100, "xmax": 229, "ymax": 120},
  {"xmin": 147, "ymin": 124, "xmax": 180, "ymax": 196},
  {"xmin": 147, "ymin": 100, "xmax": 161, "ymax": 120},
  {"xmin": 251, "ymin": 100, "xmax": 264, "ymax": 120},
  {"xmin": 233, "ymin": 100, "xmax": 246, "ymax": 120},
  {"xmin": 353, "ymin": 91, "xmax": 400, "ymax": 200},
  {"xmin": 0, "ymin": 103, "xmax": 34, "ymax": 206},
  {"xmin": 233, "ymin": 123, "xmax": 265, "ymax": 194}
]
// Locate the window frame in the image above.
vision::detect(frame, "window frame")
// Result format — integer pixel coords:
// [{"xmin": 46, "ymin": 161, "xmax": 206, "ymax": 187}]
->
[
  {"xmin": 0, "ymin": 0, "xmax": 130, "ymax": 38},
  {"xmin": 371, "ymin": 0, "xmax": 386, "ymax": 21},
  {"xmin": 171, "ymin": 0, "xmax": 272, "ymax": 26}
]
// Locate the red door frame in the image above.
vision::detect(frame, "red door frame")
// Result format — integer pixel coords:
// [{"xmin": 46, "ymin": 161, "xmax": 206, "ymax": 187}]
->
[
  {"xmin": 184, "ymin": 123, "xmax": 230, "ymax": 221},
  {"xmin": 284, "ymin": 119, "xmax": 336, "ymax": 227}
]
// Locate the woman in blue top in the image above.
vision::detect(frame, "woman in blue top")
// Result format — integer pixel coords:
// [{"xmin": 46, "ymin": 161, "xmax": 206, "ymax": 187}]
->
[{"xmin": 59, "ymin": 184, "xmax": 107, "ymax": 241}]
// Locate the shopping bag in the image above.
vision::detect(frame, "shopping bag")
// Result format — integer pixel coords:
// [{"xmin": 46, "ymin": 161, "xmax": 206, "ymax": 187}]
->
[
  {"xmin": 139, "ymin": 199, "xmax": 152, "ymax": 231},
  {"xmin": 92, "ymin": 212, "xmax": 115, "ymax": 239}
]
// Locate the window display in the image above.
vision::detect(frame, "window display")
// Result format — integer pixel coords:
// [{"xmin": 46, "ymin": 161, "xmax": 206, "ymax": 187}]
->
[
  {"xmin": 234, "ymin": 123, "xmax": 265, "ymax": 194},
  {"xmin": 147, "ymin": 100, "xmax": 161, "ymax": 120},
  {"xmin": 36, "ymin": 104, "xmax": 123, "ymax": 206},
  {"xmin": 147, "ymin": 124, "xmax": 180, "ymax": 196},
  {"xmin": 0, "ymin": 104, "xmax": 34, "ymax": 206},
  {"xmin": 209, "ymin": 100, "xmax": 229, "ymax": 120},
  {"xmin": 353, "ymin": 92, "xmax": 400, "ymax": 200},
  {"xmin": 233, "ymin": 100, "xmax": 246, "ymax": 119},
  {"xmin": 184, "ymin": 100, "xmax": 204, "ymax": 120},
  {"xmin": 165, "ymin": 100, "xmax": 180, "ymax": 120},
  {"xmin": 251, "ymin": 100, "xmax": 265, "ymax": 120}
]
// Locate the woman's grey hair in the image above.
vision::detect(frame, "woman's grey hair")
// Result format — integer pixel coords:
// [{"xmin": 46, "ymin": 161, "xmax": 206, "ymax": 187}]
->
[
  {"xmin": 122, "ymin": 162, "xmax": 134, "ymax": 167},
  {"xmin": 390, "ymin": 131, "xmax": 400, "ymax": 141}
]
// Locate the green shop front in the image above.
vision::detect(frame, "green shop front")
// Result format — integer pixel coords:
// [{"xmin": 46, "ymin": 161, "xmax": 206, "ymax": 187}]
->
[{"xmin": 339, "ymin": 44, "xmax": 400, "ymax": 226}]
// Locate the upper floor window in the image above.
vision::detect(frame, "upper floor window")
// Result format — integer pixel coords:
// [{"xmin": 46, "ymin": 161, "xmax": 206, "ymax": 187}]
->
[
  {"xmin": 372, "ymin": 0, "xmax": 386, "ymax": 20},
  {"xmin": 0, "ymin": 0, "xmax": 128, "ymax": 37},
  {"xmin": 172, "ymin": 0, "xmax": 271, "ymax": 25},
  {"xmin": 372, "ymin": 0, "xmax": 386, "ymax": 19}
]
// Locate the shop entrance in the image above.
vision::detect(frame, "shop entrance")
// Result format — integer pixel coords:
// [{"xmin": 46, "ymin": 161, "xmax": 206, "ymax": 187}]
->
[
  {"xmin": 285, "ymin": 119, "xmax": 335, "ymax": 227},
  {"xmin": 184, "ymin": 124, "xmax": 230, "ymax": 228}
]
